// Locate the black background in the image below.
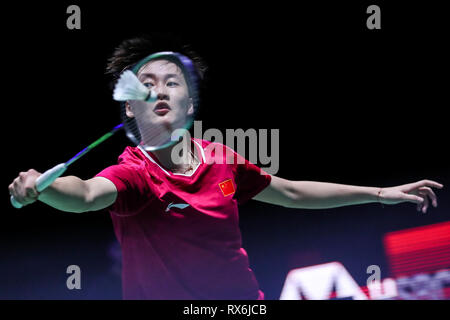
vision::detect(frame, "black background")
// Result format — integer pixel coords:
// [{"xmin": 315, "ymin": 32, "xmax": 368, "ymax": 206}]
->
[{"xmin": 1, "ymin": 1, "xmax": 449, "ymax": 302}]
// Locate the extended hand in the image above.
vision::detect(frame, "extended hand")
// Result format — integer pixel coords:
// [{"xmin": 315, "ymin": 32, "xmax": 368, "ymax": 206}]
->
[
  {"xmin": 9, "ymin": 169, "xmax": 42, "ymax": 207},
  {"xmin": 380, "ymin": 180, "xmax": 444, "ymax": 213}
]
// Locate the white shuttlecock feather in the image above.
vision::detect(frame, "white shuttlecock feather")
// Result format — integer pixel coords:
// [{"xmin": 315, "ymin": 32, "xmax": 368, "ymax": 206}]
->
[{"xmin": 113, "ymin": 70, "xmax": 157, "ymax": 102}]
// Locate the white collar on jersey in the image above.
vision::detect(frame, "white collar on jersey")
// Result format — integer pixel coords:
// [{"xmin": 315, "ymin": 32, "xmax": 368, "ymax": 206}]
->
[{"xmin": 138, "ymin": 139, "xmax": 206, "ymax": 177}]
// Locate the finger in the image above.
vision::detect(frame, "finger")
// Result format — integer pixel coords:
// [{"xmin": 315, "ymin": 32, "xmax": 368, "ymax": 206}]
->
[
  {"xmin": 417, "ymin": 201, "xmax": 422, "ymax": 212},
  {"xmin": 418, "ymin": 191, "xmax": 429, "ymax": 213},
  {"xmin": 11, "ymin": 178, "xmax": 33, "ymax": 205},
  {"xmin": 11, "ymin": 180, "xmax": 20, "ymax": 197},
  {"xmin": 14, "ymin": 191, "xmax": 35, "ymax": 206},
  {"xmin": 10, "ymin": 183, "xmax": 25, "ymax": 204},
  {"xmin": 26, "ymin": 187, "xmax": 38, "ymax": 198},
  {"xmin": 8, "ymin": 183, "xmax": 14, "ymax": 195},
  {"xmin": 419, "ymin": 186, "xmax": 437, "ymax": 207},
  {"xmin": 403, "ymin": 193, "xmax": 424, "ymax": 205},
  {"xmin": 405, "ymin": 180, "xmax": 444, "ymax": 192}
]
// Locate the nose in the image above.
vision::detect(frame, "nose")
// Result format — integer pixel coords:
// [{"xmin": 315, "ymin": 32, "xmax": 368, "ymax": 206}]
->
[
  {"xmin": 153, "ymin": 84, "xmax": 169, "ymax": 101},
  {"xmin": 156, "ymin": 92, "xmax": 169, "ymax": 101}
]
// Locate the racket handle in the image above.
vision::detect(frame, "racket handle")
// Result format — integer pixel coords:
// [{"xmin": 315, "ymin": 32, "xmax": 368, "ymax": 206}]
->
[
  {"xmin": 10, "ymin": 196, "xmax": 23, "ymax": 209},
  {"xmin": 10, "ymin": 163, "xmax": 67, "ymax": 209},
  {"xmin": 35, "ymin": 163, "xmax": 67, "ymax": 192}
]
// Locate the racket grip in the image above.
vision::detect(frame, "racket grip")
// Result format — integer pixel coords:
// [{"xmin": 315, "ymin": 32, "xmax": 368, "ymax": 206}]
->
[
  {"xmin": 35, "ymin": 163, "xmax": 67, "ymax": 192},
  {"xmin": 10, "ymin": 163, "xmax": 67, "ymax": 209},
  {"xmin": 10, "ymin": 196, "xmax": 23, "ymax": 209}
]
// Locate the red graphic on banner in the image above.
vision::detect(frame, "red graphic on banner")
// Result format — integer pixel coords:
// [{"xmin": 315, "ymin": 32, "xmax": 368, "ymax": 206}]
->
[{"xmin": 384, "ymin": 221, "xmax": 450, "ymax": 277}]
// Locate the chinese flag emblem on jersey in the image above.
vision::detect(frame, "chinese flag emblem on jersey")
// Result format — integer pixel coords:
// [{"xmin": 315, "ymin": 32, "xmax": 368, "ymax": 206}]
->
[{"xmin": 219, "ymin": 179, "xmax": 235, "ymax": 197}]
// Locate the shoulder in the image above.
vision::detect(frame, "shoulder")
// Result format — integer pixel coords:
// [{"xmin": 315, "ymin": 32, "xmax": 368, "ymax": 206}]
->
[
  {"xmin": 97, "ymin": 146, "xmax": 145, "ymax": 181},
  {"xmin": 96, "ymin": 146, "xmax": 151, "ymax": 194},
  {"xmin": 117, "ymin": 146, "xmax": 147, "ymax": 166}
]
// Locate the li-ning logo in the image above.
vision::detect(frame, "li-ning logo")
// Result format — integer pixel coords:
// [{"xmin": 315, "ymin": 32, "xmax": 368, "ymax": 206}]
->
[{"xmin": 165, "ymin": 202, "xmax": 190, "ymax": 212}]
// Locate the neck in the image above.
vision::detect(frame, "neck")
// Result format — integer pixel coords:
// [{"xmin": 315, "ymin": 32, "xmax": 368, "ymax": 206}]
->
[{"xmin": 150, "ymin": 138, "xmax": 198, "ymax": 173}]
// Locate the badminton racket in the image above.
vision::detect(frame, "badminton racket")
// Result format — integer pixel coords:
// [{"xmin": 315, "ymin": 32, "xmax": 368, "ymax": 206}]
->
[{"xmin": 11, "ymin": 51, "xmax": 200, "ymax": 208}]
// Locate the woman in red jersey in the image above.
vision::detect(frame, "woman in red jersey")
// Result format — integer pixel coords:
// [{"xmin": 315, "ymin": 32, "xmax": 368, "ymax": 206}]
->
[{"xmin": 9, "ymin": 36, "xmax": 443, "ymax": 300}]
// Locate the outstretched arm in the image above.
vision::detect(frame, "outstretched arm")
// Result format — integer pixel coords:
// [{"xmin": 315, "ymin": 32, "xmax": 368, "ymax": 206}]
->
[
  {"xmin": 253, "ymin": 176, "xmax": 443, "ymax": 213},
  {"xmin": 9, "ymin": 169, "xmax": 117, "ymax": 213}
]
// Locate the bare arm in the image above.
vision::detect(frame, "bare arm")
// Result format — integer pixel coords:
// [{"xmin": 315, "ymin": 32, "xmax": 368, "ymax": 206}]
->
[
  {"xmin": 253, "ymin": 176, "xmax": 443, "ymax": 212},
  {"xmin": 9, "ymin": 169, "xmax": 117, "ymax": 213},
  {"xmin": 39, "ymin": 176, "xmax": 117, "ymax": 213}
]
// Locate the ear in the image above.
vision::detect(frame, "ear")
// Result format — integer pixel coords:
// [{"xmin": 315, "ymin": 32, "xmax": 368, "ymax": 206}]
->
[
  {"xmin": 187, "ymin": 98, "xmax": 194, "ymax": 116},
  {"xmin": 125, "ymin": 101, "xmax": 135, "ymax": 118}
]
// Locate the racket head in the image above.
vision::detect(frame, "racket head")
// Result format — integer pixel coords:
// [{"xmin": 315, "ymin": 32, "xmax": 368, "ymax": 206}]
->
[{"xmin": 120, "ymin": 51, "xmax": 200, "ymax": 151}]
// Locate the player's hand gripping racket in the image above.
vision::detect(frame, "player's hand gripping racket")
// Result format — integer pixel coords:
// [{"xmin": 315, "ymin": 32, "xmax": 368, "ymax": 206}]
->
[{"xmin": 10, "ymin": 51, "xmax": 199, "ymax": 208}]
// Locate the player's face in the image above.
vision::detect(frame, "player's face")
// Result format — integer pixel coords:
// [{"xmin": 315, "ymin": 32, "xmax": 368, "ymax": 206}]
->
[{"xmin": 126, "ymin": 59, "xmax": 194, "ymax": 145}]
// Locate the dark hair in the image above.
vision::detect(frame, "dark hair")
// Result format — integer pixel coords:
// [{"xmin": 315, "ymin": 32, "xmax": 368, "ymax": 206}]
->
[{"xmin": 106, "ymin": 33, "xmax": 207, "ymax": 89}]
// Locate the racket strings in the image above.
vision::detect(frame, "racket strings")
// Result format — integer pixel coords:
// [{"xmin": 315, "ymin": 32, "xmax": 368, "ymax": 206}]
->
[
  {"xmin": 122, "ymin": 105, "xmax": 193, "ymax": 151},
  {"xmin": 115, "ymin": 51, "xmax": 200, "ymax": 151}
]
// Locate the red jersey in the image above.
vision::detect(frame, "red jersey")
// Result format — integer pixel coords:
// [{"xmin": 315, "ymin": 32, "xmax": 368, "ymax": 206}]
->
[{"xmin": 95, "ymin": 139, "xmax": 271, "ymax": 300}]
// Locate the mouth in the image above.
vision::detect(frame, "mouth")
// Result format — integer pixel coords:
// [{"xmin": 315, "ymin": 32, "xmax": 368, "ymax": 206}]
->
[{"xmin": 153, "ymin": 102, "xmax": 171, "ymax": 115}]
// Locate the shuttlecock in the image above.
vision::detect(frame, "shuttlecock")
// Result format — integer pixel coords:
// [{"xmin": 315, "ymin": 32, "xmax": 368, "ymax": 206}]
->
[{"xmin": 113, "ymin": 70, "xmax": 157, "ymax": 102}]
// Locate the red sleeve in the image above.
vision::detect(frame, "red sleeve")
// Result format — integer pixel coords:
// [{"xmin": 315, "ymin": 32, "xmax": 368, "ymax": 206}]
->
[
  {"xmin": 95, "ymin": 164, "xmax": 152, "ymax": 216},
  {"xmin": 231, "ymin": 151, "xmax": 272, "ymax": 205}
]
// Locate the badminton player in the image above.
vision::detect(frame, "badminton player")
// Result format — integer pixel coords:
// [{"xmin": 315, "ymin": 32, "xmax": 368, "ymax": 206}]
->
[{"xmin": 8, "ymin": 36, "xmax": 443, "ymax": 300}]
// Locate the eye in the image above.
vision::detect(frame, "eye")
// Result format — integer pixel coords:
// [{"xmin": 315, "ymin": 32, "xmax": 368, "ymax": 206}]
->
[
  {"xmin": 143, "ymin": 82, "xmax": 154, "ymax": 88},
  {"xmin": 167, "ymin": 81, "xmax": 179, "ymax": 87}
]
